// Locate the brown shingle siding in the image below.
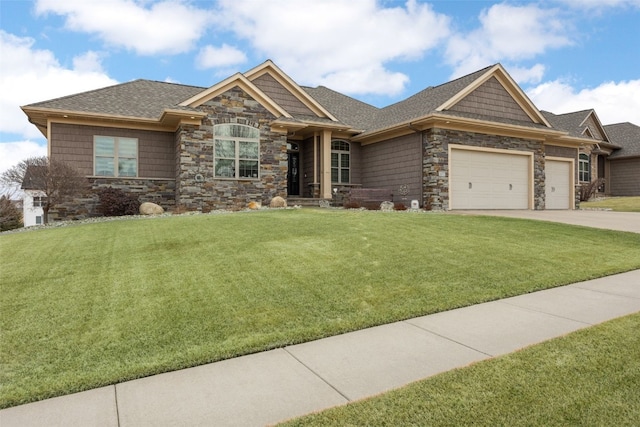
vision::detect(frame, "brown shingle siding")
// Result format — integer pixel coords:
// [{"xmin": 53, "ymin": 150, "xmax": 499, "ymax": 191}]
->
[
  {"xmin": 361, "ymin": 133, "xmax": 422, "ymax": 203},
  {"xmin": 449, "ymin": 77, "xmax": 532, "ymax": 123},
  {"xmin": 50, "ymin": 123, "xmax": 175, "ymax": 179},
  {"xmin": 252, "ymin": 73, "xmax": 316, "ymax": 117},
  {"xmin": 609, "ymin": 158, "xmax": 640, "ymax": 196}
]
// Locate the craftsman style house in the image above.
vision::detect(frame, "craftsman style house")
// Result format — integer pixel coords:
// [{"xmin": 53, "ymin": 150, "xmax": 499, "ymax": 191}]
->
[
  {"xmin": 543, "ymin": 110, "xmax": 640, "ymax": 197},
  {"xmin": 20, "ymin": 60, "xmax": 638, "ymax": 221}
]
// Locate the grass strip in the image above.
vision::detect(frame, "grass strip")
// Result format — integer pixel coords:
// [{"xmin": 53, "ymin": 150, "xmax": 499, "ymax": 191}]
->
[
  {"xmin": 2, "ymin": 210, "xmax": 640, "ymax": 408},
  {"xmin": 282, "ymin": 313, "xmax": 640, "ymax": 426},
  {"xmin": 581, "ymin": 196, "xmax": 640, "ymax": 212}
]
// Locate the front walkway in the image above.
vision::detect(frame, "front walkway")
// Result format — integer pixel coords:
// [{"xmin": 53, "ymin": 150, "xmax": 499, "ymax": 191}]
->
[{"xmin": 2, "ymin": 269, "xmax": 639, "ymax": 427}]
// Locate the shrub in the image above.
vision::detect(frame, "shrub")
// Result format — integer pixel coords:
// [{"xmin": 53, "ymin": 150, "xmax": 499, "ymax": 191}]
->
[
  {"xmin": 0, "ymin": 196, "xmax": 22, "ymax": 231},
  {"xmin": 343, "ymin": 200, "xmax": 361, "ymax": 209},
  {"xmin": 97, "ymin": 188, "xmax": 140, "ymax": 216},
  {"xmin": 579, "ymin": 178, "xmax": 605, "ymax": 202},
  {"xmin": 362, "ymin": 201, "xmax": 381, "ymax": 210}
]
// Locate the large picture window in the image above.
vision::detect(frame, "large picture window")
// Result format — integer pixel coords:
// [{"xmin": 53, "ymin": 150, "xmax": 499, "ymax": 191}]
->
[
  {"xmin": 579, "ymin": 153, "xmax": 590, "ymax": 182},
  {"xmin": 94, "ymin": 136, "xmax": 138, "ymax": 177},
  {"xmin": 331, "ymin": 140, "xmax": 350, "ymax": 184},
  {"xmin": 214, "ymin": 124, "xmax": 260, "ymax": 179}
]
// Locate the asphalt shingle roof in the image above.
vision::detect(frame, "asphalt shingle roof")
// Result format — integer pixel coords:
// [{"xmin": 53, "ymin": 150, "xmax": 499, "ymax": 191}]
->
[
  {"xmin": 26, "ymin": 64, "xmax": 632, "ymax": 146},
  {"xmin": 604, "ymin": 122, "xmax": 640, "ymax": 158},
  {"xmin": 541, "ymin": 110, "xmax": 594, "ymax": 138},
  {"xmin": 25, "ymin": 79, "xmax": 206, "ymax": 119},
  {"xmin": 302, "ymin": 86, "xmax": 380, "ymax": 131},
  {"xmin": 365, "ymin": 66, "xmax": 494, "ymax": 134}
]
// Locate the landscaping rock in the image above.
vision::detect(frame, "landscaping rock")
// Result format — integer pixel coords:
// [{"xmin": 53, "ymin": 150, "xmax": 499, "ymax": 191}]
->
[
  {"xmin": 139, "ymin": 202, "xmax": 164, "ymax": 215},
  {"xmin": 269, "ymin": 196, "xmax": 287, "ymax": 208},
  {"xmin": 380, "ymin": 201, "xmax": 395, "ymax": 211}
]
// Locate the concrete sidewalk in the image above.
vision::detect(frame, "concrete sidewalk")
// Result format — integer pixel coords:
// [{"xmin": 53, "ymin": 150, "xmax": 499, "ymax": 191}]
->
[{"xmin": 2, "ymin": 270, "xmax": 639, "ymax": 427}]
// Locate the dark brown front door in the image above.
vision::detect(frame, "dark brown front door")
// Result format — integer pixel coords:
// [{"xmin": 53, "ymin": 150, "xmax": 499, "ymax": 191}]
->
[{"xmin": 287, "ymin": 152, "xmax": 300, "ymax": 196}]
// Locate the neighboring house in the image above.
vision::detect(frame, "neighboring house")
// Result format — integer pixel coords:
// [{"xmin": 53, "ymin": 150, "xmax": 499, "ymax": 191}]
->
[
  {"xmin": 602, "ymin": 122, "xmax": 640, "ymax": 196},
  {"xmin": 20, "ymin": 60, "xmax": 629, "ymax": 219},
  {"xmin": 21, "ymin": 165, "xmax": 47, "ymax": 226}
]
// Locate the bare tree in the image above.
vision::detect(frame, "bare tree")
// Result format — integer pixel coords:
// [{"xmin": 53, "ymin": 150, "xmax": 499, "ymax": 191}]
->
[{"xmin": 1, "ymin": 156, "xmax": 87, "ymax": 224}]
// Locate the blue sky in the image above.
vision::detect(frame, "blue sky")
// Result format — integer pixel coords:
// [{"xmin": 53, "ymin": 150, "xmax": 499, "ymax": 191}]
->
[{"xmin": 1, "ymin": 0, "xmax": 639, "ymax": 176}]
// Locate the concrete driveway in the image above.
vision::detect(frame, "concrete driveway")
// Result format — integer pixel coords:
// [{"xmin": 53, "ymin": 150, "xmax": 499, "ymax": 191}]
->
[{"xmin": 451, "ymin": 210, "xmax": 640, "ymax": 234}]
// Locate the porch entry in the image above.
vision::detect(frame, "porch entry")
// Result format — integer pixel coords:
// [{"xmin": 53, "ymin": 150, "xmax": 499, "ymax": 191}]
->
[{"xmin": 287, "ymin": 143, "xmax": 300, "ymax": 196}]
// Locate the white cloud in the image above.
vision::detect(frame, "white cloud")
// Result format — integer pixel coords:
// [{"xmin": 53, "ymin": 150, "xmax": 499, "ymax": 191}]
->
[
  {"xmin": 446, "ymin": 3, "xmax": 572, "ymax": 79},
  {"xmin": 507, "ymin": 64, "xmax": 547, "ymax": 85},
  {"xmin": 195, "ymin": 44, "xmax": 248, "ymax": 69},
  {"xmin": 214, "ymin": 0, "xmax": 450, "ymax": 95},
  {"xmin": 553, "ymin": 0, "xmax": 640, "ymax": 9},
  {"xmin": 527, "ymin": 79, "xmax": 640, "ymax": 124},
  {"xmin": 72, "ymin": 51, "xmax": 106, "ymax": 73},
  {"xmin": 0, "ymin": 30, "xmax": 118, "ymax": 138},
  {"xmin": 35, "ymin": 0, "xmax": 211, "ymax": 55},
  {"xmin": 320, "ymin": 65, "xmax": 409, "ymax": 97},
  {"xmin": 0, "ymin": 140, "xmax": 47, "ymax": 177}
]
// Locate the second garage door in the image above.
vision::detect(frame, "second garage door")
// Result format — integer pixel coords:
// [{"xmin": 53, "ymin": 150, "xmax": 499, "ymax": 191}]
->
[
  {"xmin": 450, "ymin": 148, "xmax": 530, "ymax": 209},
  {"xmin": 545, "ymin": 159, "xmax": 572, "ymax": 209}
]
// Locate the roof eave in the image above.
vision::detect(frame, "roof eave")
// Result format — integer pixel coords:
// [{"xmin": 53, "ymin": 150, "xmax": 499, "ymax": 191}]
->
[
  {"xmin": 353, "ymin": 113, "xmax": 564, "ymax": 144},
  {"xmin": 270, "ymin": 118, "xmax": 361, "ymax": 135},
  {"xmin": 21, "ymin": 106, "xmax": 199, "ymax": 133}
]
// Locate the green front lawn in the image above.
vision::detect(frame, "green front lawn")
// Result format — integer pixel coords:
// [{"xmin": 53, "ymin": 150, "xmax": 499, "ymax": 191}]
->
[
  {"xmin": 581, "ymin": 196, "xmax": 640, "ymax": 212},
  {"xmin": 282, "ymin": 313, "xmax": 640, "ymax": 426},
  {"xmin": 2, "ymin": 209, "xmax": 640, "ymax": 408}
]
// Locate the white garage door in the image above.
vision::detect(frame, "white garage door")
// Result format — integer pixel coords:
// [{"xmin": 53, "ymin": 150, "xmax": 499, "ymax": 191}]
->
[
  {"xmin": 545, "ymin": 160, "xmax": 571, "ymax": 209},
  {"xmin": 450, "ymin": 149, "xmax": 530, "ymax": 209}
]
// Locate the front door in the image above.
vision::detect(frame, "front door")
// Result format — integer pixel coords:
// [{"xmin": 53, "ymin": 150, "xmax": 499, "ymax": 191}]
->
[{"xmin": 287, "ymin": 152, "xmax": 300, "ymax": 196}]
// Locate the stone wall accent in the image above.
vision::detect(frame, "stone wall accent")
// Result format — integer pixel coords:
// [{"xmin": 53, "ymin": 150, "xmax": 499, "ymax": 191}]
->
[
  {"xmin": 422, "ymin": 128, "xmax": 545, "ymax": 210},
  {"xmin": 176, "ymin": 86, "xmax": 287, "ymax": 211},
  {"xmin": 47, "ymin": 178, "xmax": 176, "ymax": 221}
]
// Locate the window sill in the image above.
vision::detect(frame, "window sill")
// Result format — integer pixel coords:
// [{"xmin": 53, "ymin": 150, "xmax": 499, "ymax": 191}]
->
[{"xmin": 215, "ymin": 177, "xmax": 261, "ymax": 182}]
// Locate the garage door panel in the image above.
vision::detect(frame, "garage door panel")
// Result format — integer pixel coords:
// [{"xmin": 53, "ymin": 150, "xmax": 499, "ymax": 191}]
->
[
  {"xmin": 545, "ymin": 160, "xmax": 571, "ymax": 209},
  {"xmin": 451, "ymin": 149, "xmax": 530, "ymax": 210}
]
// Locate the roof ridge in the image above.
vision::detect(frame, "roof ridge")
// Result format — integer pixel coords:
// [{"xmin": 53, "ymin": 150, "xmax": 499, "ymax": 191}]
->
[
  {"xmin": 304, "ymin": 86, "xmax": 380, "ymax": 110},
  {"xmin": 604, "ymin": 121, "xmax": 638, "ymax": 127}
]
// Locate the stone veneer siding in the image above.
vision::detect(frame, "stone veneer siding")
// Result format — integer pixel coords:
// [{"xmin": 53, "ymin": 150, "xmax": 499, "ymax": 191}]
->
[
  {"xmin": 47, "ymin": 177, "xmax": 176, "ymax": 221},
  {"xmin": 176, "ymin": 86, "xmax": 287, "ymax": 211},
  {"xmin": 422, "ymin": 128, "xmax": 545, "ymax": 210}
]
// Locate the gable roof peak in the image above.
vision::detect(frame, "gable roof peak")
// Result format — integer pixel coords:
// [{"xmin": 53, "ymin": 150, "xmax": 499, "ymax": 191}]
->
[{"xmin": 435, "ymin": 62, "xmax": 550, "ymax": 127}]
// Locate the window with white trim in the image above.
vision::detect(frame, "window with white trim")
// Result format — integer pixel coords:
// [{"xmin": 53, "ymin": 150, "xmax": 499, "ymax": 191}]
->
[
  {"xmin": 579, "ymin": 153, "xmax": 590, "ymax": 182},
  {"xmin": 33, "ymin": 196, "xmax": 47, "ymax": 208},
  {"xmin": 94, "ymin": 136, "xmax": 138, "ymax": 177},
  {"xmin": 331, "ymin": 140, "xmax": 350, "ymax": 184},
  {"xmin": 214, "ymin": 124, "xmax": 260, "ymax": 179}
]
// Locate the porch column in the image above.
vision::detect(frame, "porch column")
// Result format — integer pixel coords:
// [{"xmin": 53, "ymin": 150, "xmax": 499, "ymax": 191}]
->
[{"xmin": 320, "ymin": 129, "xmax": 333, "ymax": 199}]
